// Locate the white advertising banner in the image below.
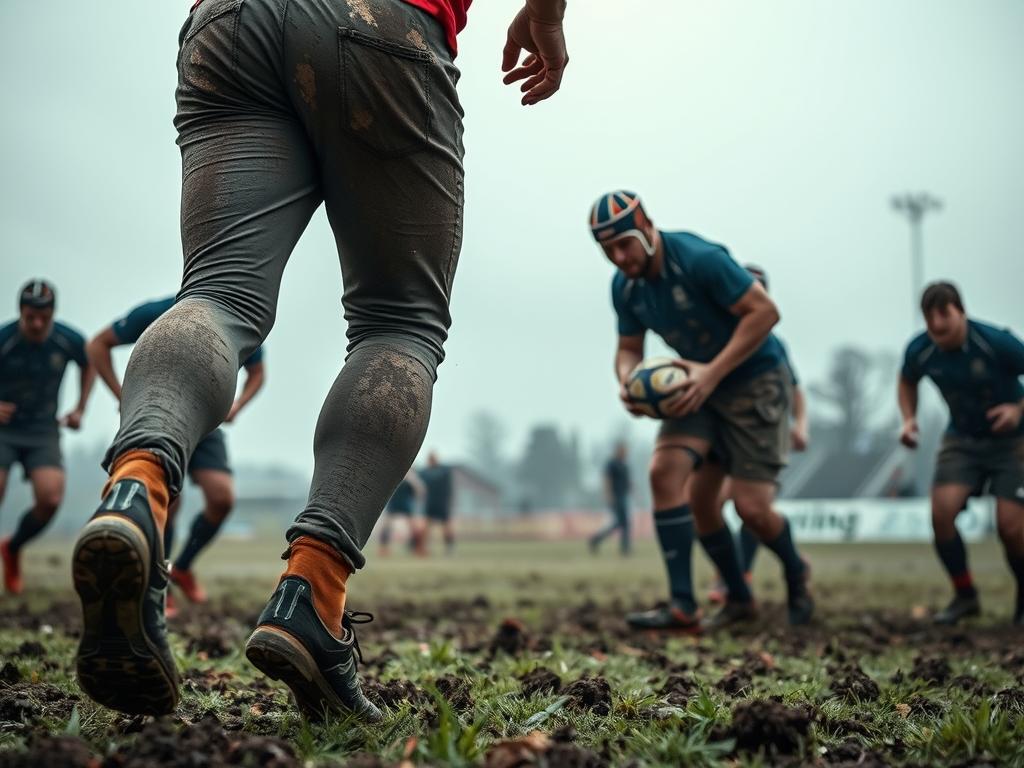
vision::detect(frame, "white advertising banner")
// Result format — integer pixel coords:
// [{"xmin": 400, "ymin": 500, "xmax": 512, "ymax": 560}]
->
[{"xmin": 722, "ymin": 497, "xmax": 994, "ymax": 542}]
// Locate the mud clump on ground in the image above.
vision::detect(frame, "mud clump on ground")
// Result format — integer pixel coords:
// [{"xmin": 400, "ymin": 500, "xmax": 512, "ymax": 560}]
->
[
  {"xmin": 830, "ymin": 662, "xmax": 881, "ymax": 702},
  {"xmin": 490, "ymin": 618, "xmax": 530, "ymax": 656},
  {"xmin": 435, "ymin": 674, "xmax": 474, "ymax": 713},
  {"xmin": 564, "ymin": 676, "xmax": 613, "ymax": 716},
  {"xmin": 717, "ymin": 668, "xmax": 753, "ymax": 696},
  {"xmin": 483, "ymin": 731, "xmax": 608, "ymax": 768},
  {"xmin": 519, "ymin": 667, "xmax": 562, "ymax": 698},
  {"xmin": 0, "ymin": 662, "xmax": 22, "ymax": 684},
  {"xmin": 106, "ymin": 714, "xmax": 298, "ymax": 768},
  {"xmin": 0, "ymin": 734, "xmax": 97, "ymax": 768},
  {"xmin": 823, "ymin": 740, "xmax": 889, "ymax": 767},
  {"xmin": 12, "ymin": 641, "xmax": 46, "ymax": 659},
  {"xmin": 909, "ymin": 655, "xmax": 952, "ymax": 685},
  {"xmin": 993, "ymin": 686, "xmax": 1024, "ymax": 712},
  {"xmin": 364, "ymin": 677, "xmax": 428, "ymax": 712},
  {"xmin": 730, "ymin": 699, "xmax": 814, "ymax": 756},
  {"xmin": 658, "ymin": 674, "xmax": 699, "ymax": 706}
]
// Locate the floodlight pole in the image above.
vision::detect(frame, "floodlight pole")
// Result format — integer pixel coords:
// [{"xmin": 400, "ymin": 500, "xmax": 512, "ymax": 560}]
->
[{"xmin": 891, "ymin": 192, "xmax": 943, "ymax": 328}]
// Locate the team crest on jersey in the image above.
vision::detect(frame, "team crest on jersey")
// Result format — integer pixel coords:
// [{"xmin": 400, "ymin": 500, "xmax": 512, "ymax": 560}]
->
[
  {"xmin": 50, "ymin": 352, "xmax": 65, "ymax": 371},
  {"xmin": 970, "ymin": 358, "xmax": 988, "ymax": 378},
  {"xmin": 672, "ymin": 286, "xmax": 691, "ymax": 309}
]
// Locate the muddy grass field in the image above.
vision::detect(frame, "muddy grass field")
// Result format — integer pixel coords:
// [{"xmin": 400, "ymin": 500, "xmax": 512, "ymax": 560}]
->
[{"xmin": 2, "ymin": 537, "xmax": 1024, "ymax": 767}]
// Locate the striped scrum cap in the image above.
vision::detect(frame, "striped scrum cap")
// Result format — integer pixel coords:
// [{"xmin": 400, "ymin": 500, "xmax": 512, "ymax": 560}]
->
[
  {"xmin": 19, "ymin": 279, "xmax": 56, "ymax": 310},
  {"xmin": 589, "ymin": 190, "xmax": 654, "ymax": 254}
]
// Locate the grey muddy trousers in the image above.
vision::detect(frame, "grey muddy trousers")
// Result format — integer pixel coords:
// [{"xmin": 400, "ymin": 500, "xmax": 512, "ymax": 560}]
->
[{"xmin": 104, "ymin": 0, "xmax": 465, "ymax": 570}]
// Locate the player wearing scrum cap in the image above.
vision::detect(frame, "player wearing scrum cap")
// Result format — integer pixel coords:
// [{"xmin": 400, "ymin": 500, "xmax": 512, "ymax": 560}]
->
[
  {"xmin": 0, "ymin": 280, "xmax": 95, "ymax": 593},
  {"xmin": 591, "ymin": 191, "xmax": 813, "ymax": 632},
  {"xmin": 899, "ymin": 281, "xmax": 1024, "ymax": 626}
]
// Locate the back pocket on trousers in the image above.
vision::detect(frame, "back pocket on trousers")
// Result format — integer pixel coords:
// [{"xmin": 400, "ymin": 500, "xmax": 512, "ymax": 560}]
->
[{"xmin": 338, "ymin": 26, "xmax": 434, "ymax": 158}]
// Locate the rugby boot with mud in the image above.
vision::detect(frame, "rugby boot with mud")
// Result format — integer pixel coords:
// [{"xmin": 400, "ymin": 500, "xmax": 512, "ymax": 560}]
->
[
  {"xmin": 245, "ymin": 576, "xmax": 382, "ymax": 723},
  {"xmin": 701, "ymin": 600, "xmax": 758, "ymax": 632},
  {"xmin": 933, "ymin": 593, "xmax": 981, "ymax": 625},
  {"xmin": 1, "ymin": 537, "xmax": 23, "ymax": 594},
  {"xmin": 73, "ymin": 479, "xmax": 180, "ymax": 715},
  {"xmin": 625, "ymin": 601, "xmax": 702, "ymax": 633}
]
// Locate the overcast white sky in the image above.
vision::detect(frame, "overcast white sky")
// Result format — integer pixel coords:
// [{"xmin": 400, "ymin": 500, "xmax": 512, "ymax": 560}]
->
[{"xmin": 2, "ymin": 0, "xmax": 1022, "ymax": 477}]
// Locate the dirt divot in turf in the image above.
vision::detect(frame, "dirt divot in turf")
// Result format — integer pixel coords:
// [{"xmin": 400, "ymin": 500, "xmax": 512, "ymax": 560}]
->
[
  {"xmin": 483, "ymin": 731, "xmax": 607, "ymax": 768},
  {"xmin": 435, "ymin": 674, "xmax": 474, "ymax": 713},
  {"xmin": 658, "ymin": 674, "xmax": 699, "ymax": 705},
  {"xmin": 109, "ymin": 714, "xmax": 298, "ymax": 768},
  {"xmin": 563, "ymin": 676, "xmax": 612, "ymax": 716},
  {"xmin": 519, "ymin": 667, "xmax": 562, "ymax": 697},
  {"xmin": 993, "ymin": 686, "xmax": 1024, "ymax": 712},
  {"xmin": 490, "ymin": 618, "xmax": 530, "ymax": 656},
  {"xmin": 908, "ymin": 654, "xmax": 952, "ymax": 685},
  {"xmin": 1, "ymin": 661, "xmax": 22, "ymax": 683},
  {"xmin": 12, "ymin": 641, "xmax": 45, "ymax": 659},
  {"xmin": 823, "ymin": 739, "xmax": 889, "ymax": 767},
  {"xmin": 729, "ymin": 698, "xmax": 814, "ymax": 756},
  {"xmin": 0, "ymin": 734, "xmax": 96, "ymax": 768},
  {"xmin": 363, "ymin": 677, "xmax": 428, "ymax": 712},
  {"xmin": 829, "ymin": 662, "xmax": 881, "ymax": 702},
  {"xmin": 717, "ymin": 668, "xmax": 752, "ymax": 696}
]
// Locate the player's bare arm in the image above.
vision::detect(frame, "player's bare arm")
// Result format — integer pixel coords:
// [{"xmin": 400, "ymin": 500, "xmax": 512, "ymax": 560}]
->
[
  {"xmin": 791, "ymin": 386, "xmax": 809, "ymax": 451},
  {"xmin": 225, "ymin": 362, "xmax": 265, "ymax": 423},
  {"xmin": 670, "ymin": 282, "xmax": 779, "ymax": 416},
  {"xmin": 987, "ymin": 401, "xmax": 1024, "ymax": 435},
  {"xmin": 60, "ymin": 360, "xmax": 96, "ymax": 430},
  {"xmin": 86, "ymin": 326, "xmax": 125, "ymax": 402},
  {"xmin": 897, "ymin": 376, "xmax": 920, "ymax": 448},
  {"xmin": 502, "ymin": 0, "xmax": 568, "ymax": 105}
]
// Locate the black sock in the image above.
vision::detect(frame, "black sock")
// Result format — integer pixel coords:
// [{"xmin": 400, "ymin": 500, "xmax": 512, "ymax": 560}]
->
[
  {"xmin": 738, "ymin": 523, "xmax": 760, "ymax": 574},
  {"xmin": 8, "ymin": 508, "xmax": 50, "ymax": 554},
  {"xmin": 173, "ymin": 513, "xmax": 221, "ymax": 571},
  {"xmin": 654, "ymin": 504, "xmax": 697, "ymax": 614},
  {"xmin": 764, "ymin": 518, "xmax": 807, "ymax": 592},
  {"xmin": 1004, "ymin": 548, "xmax": 1024, "ymax": 615},
  {"xmin": 163, "ymin": 518, "xmax": 176, "ymax": 561},
  {"xmin": 699, "ymin": 525, "xmax": 752, "ymax": 603},
  {"xmin": 935, "ymin": 533, "xmax": 976, "ymax": 597}
]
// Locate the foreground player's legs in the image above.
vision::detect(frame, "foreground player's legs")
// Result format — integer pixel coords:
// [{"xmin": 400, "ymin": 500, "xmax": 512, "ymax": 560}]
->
[
  {"xmin": 72, "ymin": 0, "xmax": 321, "ymax": 716},
  {"xmin": 930, "ymin": 483, "xmax": 979, "ymax": 625},
  {"xmin": 245, "ymin": 0, "xmax": 463, "ymax": 722}
]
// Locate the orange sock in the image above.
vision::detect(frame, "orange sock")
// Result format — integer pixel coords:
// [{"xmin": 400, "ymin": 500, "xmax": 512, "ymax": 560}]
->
[
  {"xmin": 282, "ymin": 536, "xmax": 351, "ymax": 639},
  {"xmin": 103, "ymin": 450, "xmax": 171, "ymax": 536}
]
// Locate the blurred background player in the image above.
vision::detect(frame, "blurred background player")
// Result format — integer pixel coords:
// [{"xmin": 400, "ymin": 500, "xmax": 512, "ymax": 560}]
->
[
  {"xmin": 87, "ymin": 296, "xmax": 265, "ymax": 613},
  {"xmin": 1, "ymin": 280, "xmax": 94, "ymax": 593},
  {"xmin": 707, "ymin": 264, "xmax": 810, "ymax": 604},
  {"xmin": 71, "ymin": 0, "xmax": 569, "ymax": 719},
  {"xmin": 589, "ymin": 440, "xmax": 632, "ymax": 556},
  {"xmin": 592, "ymin": 190, "xmax": 812, "ymax": 633},
  {"xmin": 420, "ymin": 451, "xmax": 456, "ymax": 555},
  {"xmin": 898, "ymin": 281, "xmax": 1024, "ymax": 626},
  {"xmin": 379, "ymin": 468, "xmax": 426, "ymax": 556}
]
